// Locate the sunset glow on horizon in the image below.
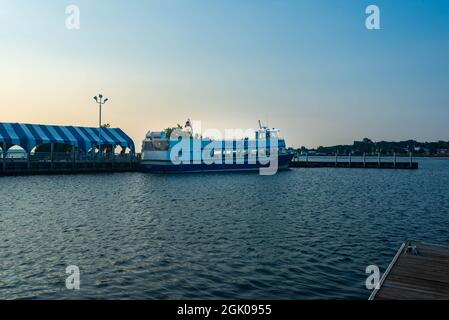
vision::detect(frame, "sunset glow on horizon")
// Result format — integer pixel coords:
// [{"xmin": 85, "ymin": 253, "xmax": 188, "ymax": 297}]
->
[{"xmin": 1, "ymin": 0, "xmax": 448, "ymax": 149}]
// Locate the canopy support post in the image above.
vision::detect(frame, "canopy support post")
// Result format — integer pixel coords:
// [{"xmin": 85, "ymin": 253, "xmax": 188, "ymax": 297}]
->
[
  {"xmin": 72, "ymin": 146, "xmax": 76, "ymax": 169},
  {"xmin": 50, "ymin": 143, "xmax": 54, "ymax": 171},
  {"xmin": 27, "ymin": 143, "xmax": 31, "ymax": 172},
  {"xmin": 2, "ymin": 141, "xmax": 6, "ymax": 173},
  {"xmin": 111, "ymin": 145, "xmax": 115, "ymax": 170},
  {"xmin": 92, "ymin": 145, "xmax": 96, "ymax": 169},
  {"xmin": 86, "ymin": 145, "xmax": 94, "ymax": 169}
]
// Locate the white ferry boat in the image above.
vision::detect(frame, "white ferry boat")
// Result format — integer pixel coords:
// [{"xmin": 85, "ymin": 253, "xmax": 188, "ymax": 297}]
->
[{"xmin": 140, "ymin": 121, "xmax": 294, "ymax": 173}]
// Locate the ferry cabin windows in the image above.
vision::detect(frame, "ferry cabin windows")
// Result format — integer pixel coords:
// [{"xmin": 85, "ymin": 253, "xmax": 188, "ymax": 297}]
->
[
  {"xmin": 256, "ymin": 130, "xmax": 280, "ymax": 140},
  {"xmin": 143, "ymin": 139, "xmax": 169, "ymax": 151},
  {"xmin": 154, "ymin": 140, "xmax": 169, "ymax": 151},
  {"xmin": 143, "ymin": 141, "xmax": 154, "ymax": 151}
]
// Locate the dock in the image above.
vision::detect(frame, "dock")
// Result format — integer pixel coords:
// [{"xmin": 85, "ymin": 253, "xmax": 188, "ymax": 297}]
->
[
  {"xmin": 290, "ymin": 154, "xmax": 418, "ymax": 170},
  {"xmin": 0, "ymin": 156, "xmax": 140, "ymax": 176},
  {"xmin": 370, "ymin": 241, "xmax": 449, "ymax": 300}
]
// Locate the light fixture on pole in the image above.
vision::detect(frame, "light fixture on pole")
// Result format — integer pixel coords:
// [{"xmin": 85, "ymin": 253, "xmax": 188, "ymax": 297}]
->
[{"xmin": 93, "ymin": 94, "xmax": 108, "ymax": 158}]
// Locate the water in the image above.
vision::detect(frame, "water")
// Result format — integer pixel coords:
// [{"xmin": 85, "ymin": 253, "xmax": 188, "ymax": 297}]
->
[{"xmin": 1, "ymin": 158, "xmax": 449, "ymax": 300}]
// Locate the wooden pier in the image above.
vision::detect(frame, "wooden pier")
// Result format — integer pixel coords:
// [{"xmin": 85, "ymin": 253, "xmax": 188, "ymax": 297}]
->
[
  {"xmin": 370, "ymin": 241, "xmax": 449, "ymax": 300},
  {"xmin": 0, "ymin": 155, "xmax": 140, "ymax": 176},
  {"xmin": 290, "ymin": 154, "xmax": 418, "ymax": 170}
]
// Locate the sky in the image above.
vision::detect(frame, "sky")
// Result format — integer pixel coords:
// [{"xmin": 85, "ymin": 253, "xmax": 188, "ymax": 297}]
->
[{"xmin": 0, "ymin": 0, "xmax": 448, "ymax": 148}]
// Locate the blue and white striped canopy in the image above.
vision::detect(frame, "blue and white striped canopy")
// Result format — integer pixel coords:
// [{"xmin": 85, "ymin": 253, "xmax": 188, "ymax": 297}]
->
[{"xmin": 0, "ymin": 122, "xmax": 135, "ymax": 152}]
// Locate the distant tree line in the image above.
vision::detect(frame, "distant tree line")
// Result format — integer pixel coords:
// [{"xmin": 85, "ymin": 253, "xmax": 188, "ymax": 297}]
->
[{"xmin": 298, "ymin": 138, "xmax": 449, "ymax": 156}]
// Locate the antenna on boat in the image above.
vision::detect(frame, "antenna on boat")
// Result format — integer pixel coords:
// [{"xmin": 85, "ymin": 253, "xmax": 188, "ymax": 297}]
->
[{"xmin": 258, "ymin": 120, "xmax": 262, "ymax": 130}]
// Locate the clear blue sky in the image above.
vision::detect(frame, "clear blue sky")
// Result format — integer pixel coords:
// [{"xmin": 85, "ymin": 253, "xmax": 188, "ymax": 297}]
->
[{"xmin": 1, "ymin": 0, "xmax": 448, "ymax": 148}]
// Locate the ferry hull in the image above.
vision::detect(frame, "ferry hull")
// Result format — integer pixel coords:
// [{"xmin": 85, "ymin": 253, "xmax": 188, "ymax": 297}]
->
[{"xmin": 141, "ymin": 153, "xmax": 293, "ymax": 174}]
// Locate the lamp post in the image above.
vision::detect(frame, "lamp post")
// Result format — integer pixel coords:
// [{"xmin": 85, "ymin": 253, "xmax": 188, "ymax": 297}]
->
[{"xmin": 93, "ymin": 94, "xmax": 108, "ymax": 159}]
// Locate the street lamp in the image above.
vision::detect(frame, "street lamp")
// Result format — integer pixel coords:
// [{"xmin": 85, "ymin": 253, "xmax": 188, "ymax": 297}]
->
[{"xmin": 93, "ymin": 94, "xmax": 109, "ymax": 158}]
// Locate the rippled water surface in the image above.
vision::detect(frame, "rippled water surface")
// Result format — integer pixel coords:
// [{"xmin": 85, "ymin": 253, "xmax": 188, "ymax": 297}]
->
[{"xmin": 1, "ymin": 159, "xmax": 449, "ymax": 299}]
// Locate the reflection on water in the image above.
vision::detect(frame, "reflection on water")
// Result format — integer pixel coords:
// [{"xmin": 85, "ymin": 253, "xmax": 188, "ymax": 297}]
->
[{"xmin": 1, "ymin": 158, "xmax": 449, "ymax": 299}]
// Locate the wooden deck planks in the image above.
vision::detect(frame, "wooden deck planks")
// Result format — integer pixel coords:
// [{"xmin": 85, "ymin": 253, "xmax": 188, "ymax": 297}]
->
[{"xmin": 371, "ymin": 241, "xmax": 449, "ymax": 300}]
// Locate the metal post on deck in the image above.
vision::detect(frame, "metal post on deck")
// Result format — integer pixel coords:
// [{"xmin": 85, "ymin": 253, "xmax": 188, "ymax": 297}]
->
[
  {"xmin": 93, "ymin": 94, "xmax": 108, "ymax": 160},
  {"xmin": 99, "ymin": 105, "xmax": 102, "ymax": 160}
]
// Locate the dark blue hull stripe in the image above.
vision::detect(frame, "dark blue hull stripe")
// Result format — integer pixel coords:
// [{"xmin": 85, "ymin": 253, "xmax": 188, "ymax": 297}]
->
[{"xmin": 141, "ymin": 154, "xmax": 293, "ymax": 173}]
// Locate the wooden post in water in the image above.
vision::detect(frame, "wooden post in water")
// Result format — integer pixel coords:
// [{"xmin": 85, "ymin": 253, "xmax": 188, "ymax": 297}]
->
[
  {"xmin": 335, "ymin": 152, "xmax": 338, "ymax": 167},
  {"xmin": 378, "ymin": 152, "xmax": 381, "ymax": 168},
  {"xmin": 306, "ymin": 151, "xmax": 309, "ymax": 164},
  {"xmin": 410, "ymin": 151, "xmax": 413, "ymax": 168},
  {"xmin": 394, "ymin": 152, "xmax": 397, "ymax": 168},
  {"xmin": 363, "ymin": 152, "xmax": 366, "ymax": 168},
  {"xmin": 349, "ymin": 152, "xmax": 352, "ymax": 167}
]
